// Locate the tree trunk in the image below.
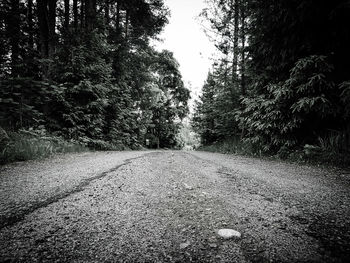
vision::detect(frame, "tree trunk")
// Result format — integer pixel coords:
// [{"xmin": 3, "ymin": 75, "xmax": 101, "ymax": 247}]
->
[
  {"xmin": 80, "ymin": 0, "xmax": 85, "ymax": 29},
  {"xmin": 85, "ymin": 0, "xmax": 91, "ymax": 29},
  {"xmin": 37, "ymin": 0, "xmax": 49, "ymax": 57},
  {"xmin": 85, "ymin": 0, "xmax": 96, "ymax": 30},
  {"xmin": 10, "ymin": 0, "xmax": 20, "ymax": 76},
  {"xmin": 116, "ymin": 0, "xmax": 120, "ymax": 36},
  {"xmin": 28, "ymin": 0, "xmax": 34, "ymax": 50},
  {"xmin": 240, "ymin": 0, "xmax": 246, "ymax": 95},
  {"xmin": 48, "ymin": 0, "xmax": 57, "ymax": 55},
  {"xmin": 224, "ymin": 57, "xmax": 228, "ymax": 88},
  {"xmin": 48, "ymin": 0, "xmax": 57, "ymax": 79},
  {"xmin": 73, "ymin": 0, "xmax": 78, "ymax": 30},
  {"xmin": 105, "ymin": 0, "xmax": 110, "ymax": 25},
  {"xmin": 232, "ymin": 0, "xmax": 239, "ymax": 82},
  {"xmin": 37, "ymin": 0, "xmax": 56, "ymax": 78},
  {"xmin": 125, "ymin": 9, "xmax": 129, "ymax": 39},
  {"xmin": 64, "ymin": 0, "xmax": 70, "ymax": 30}
]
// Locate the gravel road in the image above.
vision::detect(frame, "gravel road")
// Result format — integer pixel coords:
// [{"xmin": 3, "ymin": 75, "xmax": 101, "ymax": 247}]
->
[{"xmin": 0, "ymin": 151, "xmax": 349, "ymax": 262}]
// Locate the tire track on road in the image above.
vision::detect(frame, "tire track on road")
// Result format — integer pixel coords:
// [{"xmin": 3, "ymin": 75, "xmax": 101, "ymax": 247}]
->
[{"xmin": 0, "ymin": 153, "xmax": 154, "ymax": 230}]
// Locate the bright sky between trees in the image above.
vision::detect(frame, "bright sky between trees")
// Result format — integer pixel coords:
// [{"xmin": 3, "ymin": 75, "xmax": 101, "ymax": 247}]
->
[{"xmin": 154, "ymin": 0, "xmax": 216, "ymax": 100}]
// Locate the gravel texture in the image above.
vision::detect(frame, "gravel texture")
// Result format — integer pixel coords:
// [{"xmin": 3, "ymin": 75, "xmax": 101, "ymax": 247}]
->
[
  {"xmin": 0, "ymin": 151, "xmax": 151, "ymax": 229},
  {"xmin": 0, "ymin": 150, "xmax": 349, "ymax": 262}
]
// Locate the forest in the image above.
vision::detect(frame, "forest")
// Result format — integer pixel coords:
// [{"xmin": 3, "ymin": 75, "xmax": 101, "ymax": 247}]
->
[
  {"xmin": 1, "ymin": 0, "xmax": 349, "ymax": 165},
  {"xmin": 0, "ymin": 0, "xmax": 190, "ymax": 163},
  {"xmin": 193, "ymin": 0, "xmax": 350, "ymax": 164}
]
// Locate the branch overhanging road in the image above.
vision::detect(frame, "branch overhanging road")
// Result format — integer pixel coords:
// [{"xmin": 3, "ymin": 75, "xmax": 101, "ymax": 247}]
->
[{"xmin": 0, "ymin": 151, "xmax": 349, "ymax": 262}]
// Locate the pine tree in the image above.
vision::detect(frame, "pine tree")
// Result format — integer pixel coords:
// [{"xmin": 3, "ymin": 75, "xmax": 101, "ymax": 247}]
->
[{"xmin": 195, "ymin": 0, "xmax": 350, "ymax": 155}]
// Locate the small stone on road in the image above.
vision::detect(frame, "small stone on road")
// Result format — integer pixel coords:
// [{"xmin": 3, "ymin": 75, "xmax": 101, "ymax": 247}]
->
[
  {"xmin": 183, "ymin": 183, "xmax": 193, "ymax": 190},
  {"xmin": 217, "ymin": 229, "xmax": 241, "ymax": 239},
  {"xmin": 180, "ymin": 241, "xmax": 191, "ymax": 249}
]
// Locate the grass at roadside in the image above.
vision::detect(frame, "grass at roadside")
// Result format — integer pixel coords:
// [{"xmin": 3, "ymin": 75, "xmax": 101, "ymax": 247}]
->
[
  {"xmin": 0, "ymin": 129, "xmax": 87, "ymax": 165},
  {"xmin": 197, "ymin": 138, "xmax": 350, "ymax": 168}
]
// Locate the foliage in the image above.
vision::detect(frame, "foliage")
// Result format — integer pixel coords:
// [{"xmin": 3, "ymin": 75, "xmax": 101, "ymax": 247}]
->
[
  {"xmin": 0, "ymin": 78, "xmax": 51, "ymax": 129},
  {"xmin": 175, "ymin": 121, "xmax": 200, "ymax": 149},
  {"xmin": 340, "ymin": 81, "xmax": 350, "ymax": 120},
  {"xmin": 0, "ymin": 127, "xmax": 86, "ymax": 164},
  {"xmin": 196, "ymin": 137, "xmax": 249, "ymax": 155},
  {"xmin": 192, "ymin": 68, "xmax": 241, "ymax": 145},
  {"xmin": 237, "ymin": 55, "xmax": 336, "ymax": 153},
  {"xmin": 0, "ymin": 0, "xmax": 190, "ymax": 163},
  {"xmin": 194, "ymin": 0, "xmax": 350, "ymax": 165}
]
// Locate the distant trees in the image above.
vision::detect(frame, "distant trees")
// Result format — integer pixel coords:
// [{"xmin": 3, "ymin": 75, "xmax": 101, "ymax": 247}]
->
[
  {"xmin": 194, "ymin": 0, "xmax": 350, "ymax": 156},
  {"xmin": 0, "ymin": 0, "xmax": 190, "ymax": 149}
]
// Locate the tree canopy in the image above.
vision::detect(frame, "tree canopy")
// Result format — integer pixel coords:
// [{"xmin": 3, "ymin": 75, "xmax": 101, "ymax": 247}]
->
[
  {"xmin": 193, "ymin": 0, "xmax": 350, "ymax": 158},
  {"xmin": 0, "ymin": 0, "xmax": 190, "ymax": 150}
]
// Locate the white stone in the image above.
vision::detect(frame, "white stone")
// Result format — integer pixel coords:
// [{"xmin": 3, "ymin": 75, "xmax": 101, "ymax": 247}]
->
[
  {"xmin": 183, "ymin": 183, "xmax": 193, "ymax": 190},
  {"xmin": 217, "ymin": 229, "xmax": 241, "ymax": 239},
  {"xmin": 180, "ymin": 241, "xmax": 191, "ymax": 249}
]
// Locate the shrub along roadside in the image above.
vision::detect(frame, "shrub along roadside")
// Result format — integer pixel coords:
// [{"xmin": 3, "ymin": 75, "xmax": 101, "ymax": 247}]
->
[
  {"xmin": 197, "ymin": 136, "xmax": 350, "ymax": 168},
  {"xmin": 0, "ymin": 127, "xmax": 87, "ymax": 165}
]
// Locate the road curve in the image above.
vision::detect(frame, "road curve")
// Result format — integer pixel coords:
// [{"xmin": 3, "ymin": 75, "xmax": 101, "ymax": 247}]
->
[{"xmin": 0, "ymin": 151, "xmax": 349, "ymax": 262}]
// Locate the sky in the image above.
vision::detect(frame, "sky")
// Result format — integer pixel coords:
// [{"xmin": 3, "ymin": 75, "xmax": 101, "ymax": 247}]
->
[{"xmin": 154, "ymin": 0, "xmax": 216, "ymax": 100}]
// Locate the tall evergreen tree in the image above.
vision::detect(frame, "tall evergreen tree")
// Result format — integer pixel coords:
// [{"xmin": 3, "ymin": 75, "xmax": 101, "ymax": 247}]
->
[
  {"xmin": 195, "ymin": 0, "xmax": 350, "ymax": 155},
  {"xmin": 0, "ymin": 0, "xmax": 189, "ymax": 150}
]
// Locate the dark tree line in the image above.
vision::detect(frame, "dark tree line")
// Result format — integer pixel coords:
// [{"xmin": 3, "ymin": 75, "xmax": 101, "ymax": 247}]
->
[
  {"xmin": 193, "ymin": 0, "xmax": 350, "ymax": 158},
  {"xmin": 0, "ymin": 0, "xmax": 190, "ymax": 149}
]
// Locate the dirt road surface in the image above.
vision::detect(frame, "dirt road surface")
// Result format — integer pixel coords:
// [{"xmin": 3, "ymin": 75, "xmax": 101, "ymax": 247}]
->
[{"xmin": 0, "ymin": 151, "xmax": 349, "ymax": 262}]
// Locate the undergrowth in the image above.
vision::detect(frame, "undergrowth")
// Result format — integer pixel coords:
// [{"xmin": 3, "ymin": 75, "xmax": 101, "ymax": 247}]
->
[
  {"xmin": 197, "ymin": 136, "xmax": 350, "ymax": 168},
  {"xmin": 0, "ymin": 128, "xmax": 87, "ymax": 165}
]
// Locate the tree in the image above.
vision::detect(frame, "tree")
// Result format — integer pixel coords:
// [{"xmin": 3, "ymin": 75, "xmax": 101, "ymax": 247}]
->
[
  {"xmin": 73, "ymin": 0, "xmax": 78, "ymax": 30},
  {"xmin": 64, "ymin": 0, "xmax": 70, "ymax": 30},
  {"xmin": 0, "ymin": 0, "xmax": 189, "ymax": 150},
  {"xmin": 195, "ymin": 0, "xmax": 350, "ymax": 155},
  {"xmin": 9, "ymin": 0, "xmax": 20, "ymax": 76},
  {"xmin": 144, "ymin": 50, "xmax": 190, "ymax": 148}
]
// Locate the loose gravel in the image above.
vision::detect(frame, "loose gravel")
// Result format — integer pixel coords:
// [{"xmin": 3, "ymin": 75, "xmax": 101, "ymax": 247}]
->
[
  {"xmin": 0, "ymin": 151, "xmax": 151, "ymax": 229},
  {"xmin": 0, "ymin": 150, "xmax": 349, "ymax": 262}
]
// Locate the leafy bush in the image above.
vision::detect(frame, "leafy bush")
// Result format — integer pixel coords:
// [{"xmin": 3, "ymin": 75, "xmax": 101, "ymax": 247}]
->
[
  {"xmin": 197, "ymin": 137, "xmax": 255, "ymax": 155},
  {"xmin": 237, "ymin": 55, "xmax": 336, "ymax": 154}
]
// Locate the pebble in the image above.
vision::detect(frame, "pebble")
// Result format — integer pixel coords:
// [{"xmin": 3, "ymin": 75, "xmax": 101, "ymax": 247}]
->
[
  {"xmin": 217, "ymin": 229, "xmax": 241, "ymax": 239},
  {"xmin": 183, "ymin": 183, "xmax": 193, "ymax": 190},
  {"xmin": 180, "ymin": 241, "xmax": 191, "ymax": 249}
]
